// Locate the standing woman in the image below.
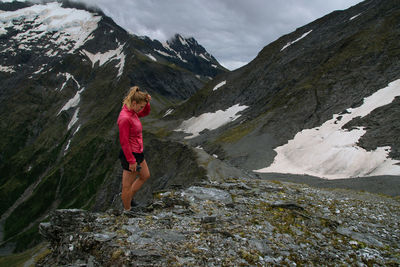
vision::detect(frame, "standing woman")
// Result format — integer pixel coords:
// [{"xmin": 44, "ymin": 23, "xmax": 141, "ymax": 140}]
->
[{"xmin": 117, "ymin": 86, "xmax": 151, "ymax": 213}]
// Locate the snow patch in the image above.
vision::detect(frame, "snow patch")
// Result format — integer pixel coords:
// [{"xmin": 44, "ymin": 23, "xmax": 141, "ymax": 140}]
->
[
  {"xmin": 281, "ymin": 30, "xmax": 313, "ymax": 51},
  {"xmin": 18, "ymin": 44, "xmax": 30, "ymax": 50},
  {"xmin": 67, "ymin": 108, "xmax": 80, "ymax": 130},
  {"xmin": 175, "ymin": 104, "xmax": 248, "ymax": 139},
  {"xmin": 162, "ymin": 42, "xmax": 174, "ymax": 52},
  {"xmin": 350, "ymin": 13, "xmax": 362, "ymax": 21},
  {"xmin": 58, "ymin": 88, "xmax": 84, "ymax": 115},
  {"xmin": 155, "ymin": 49, "xmax": 173, "ymax": 58},
  {"xmin": 64, "ymin": 124, "xmax": 81, "ymax": 154},
  {"xmin": 178, "ymin": 35, "xmax": 188, "ymax": 46},
  {"xmin": 163, "ymin": 108, "xmax": 174, "ymax": 117},
  {"xmin": 199, "ymin": 53, "xmax": 210, "ymax": 61},
  {"xmin": 146, "ymin": 53, "xmax": 157, "ymax": 62},
  {"xmin": 0, "ymin": 65, "xmax": 15, "ymax": 73},
  {"xmin": 213, "ymin": 80, "xmax": 226, "ymax": 91},
  {"xmin": 57, "ymin": 73, "xmax": 80, "ymax": 91},
  {"xmin": 46, "ymin": 49, "xmax": 59, "ymax": 57},
  {"xmin": 255, "ymin": 79, "xmax": 400, "ymax": 179},
  {"xmin": 65, "ymin": 139, "xmax": 71, "ymax": 152},
  {"xmin": 73, "ymin": 124, "xmax": 81, "ymax": 135},
  {"xmin": 82, "ymin": 42, "xmax": 126, "ymax": 77},
  {"xmin": 176, "ymin": 52, "xmax": 188, "ymax": 63},
  {"xmin": 33, "ymin": 65, "xmax": 46, "ymax": 74},
  {"xmin": 159, "ymin": 42, "xmax": 187, "ymax": 62}
]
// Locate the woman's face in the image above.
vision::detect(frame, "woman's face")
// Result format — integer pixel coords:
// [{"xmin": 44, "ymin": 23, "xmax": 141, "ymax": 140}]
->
[{"xmin": 132, "ymin": 101, "xmax": 147, "ymax": 113}]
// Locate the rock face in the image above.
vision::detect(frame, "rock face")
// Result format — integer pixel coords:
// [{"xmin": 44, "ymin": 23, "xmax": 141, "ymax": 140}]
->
[
  {"xmin": 38, "ymin": 176, "xmax": 400, "ymax": 266},
  {"xmin": 168, "ymin": 0, "xmax": 400, "ymax": 178}
]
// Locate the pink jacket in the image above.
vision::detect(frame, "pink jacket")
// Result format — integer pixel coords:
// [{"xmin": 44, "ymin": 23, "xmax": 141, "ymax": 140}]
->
[{"xmin": 117, "ymin": 103, "xmax": 151, "ymax": 164}]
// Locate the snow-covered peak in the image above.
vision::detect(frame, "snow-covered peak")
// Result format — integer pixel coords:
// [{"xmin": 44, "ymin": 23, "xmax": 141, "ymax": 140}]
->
[
  {"xmin": 178, "ymin": 34, "xmax": 188, "ymax": 46},
  {"xmin": 168, "ymin": 34, "xmax": 187, "ymax": 45},
  {"xmin": 0, "ymin": 2, "xmax": 101, "ymax": 53},
  {"xmin": 158, "ymin": 33, "xmax": 216, "ymax": 64}
]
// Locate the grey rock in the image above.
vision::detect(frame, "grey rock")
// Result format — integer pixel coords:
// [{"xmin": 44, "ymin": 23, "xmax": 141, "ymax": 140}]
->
[
  {"xmin": 93, "ymin": 233, "xmax": 116, "ymax": 242},
  {"xmin": 181, "ymin": 186, "xmax": 233, "ymax": 204},
  {"xmin": 249, "ymin": 239, "xmax": 274, "ymax": 255},
  {"xmin": 201, "ymin": 216, "xmax": 217, "ymax": 224},
  {"xmin": 336, "ymin": 227, "xmax": 384, "ymax": 248},
  {"xmin": 37, "ymin": 176, "xmax": 400, "ymax": 266}
]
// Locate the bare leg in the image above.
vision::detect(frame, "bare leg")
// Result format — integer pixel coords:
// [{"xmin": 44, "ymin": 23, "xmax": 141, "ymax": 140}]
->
[
  {"xmin": 130, "ymin": 160, "xmax": 150, "ymax": 200},
  {"xmin": 121, "ymin": 169, "xmax": 138, "ymax": 210}
]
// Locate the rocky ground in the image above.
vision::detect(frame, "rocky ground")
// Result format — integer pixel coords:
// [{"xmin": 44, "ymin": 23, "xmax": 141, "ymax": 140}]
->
[
  {"xmin": 38, "ymin": 175, "xmax": 399, "ymax": 266},
  {"xmin": 257, "ymin": 172, "xmax": 400, "ymax": 197}
]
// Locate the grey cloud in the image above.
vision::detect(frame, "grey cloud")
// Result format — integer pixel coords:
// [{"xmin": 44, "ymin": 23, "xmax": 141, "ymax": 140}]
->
[{"xmin": 71, "ymin": 0, "xmax": 363, "ymax": 70}]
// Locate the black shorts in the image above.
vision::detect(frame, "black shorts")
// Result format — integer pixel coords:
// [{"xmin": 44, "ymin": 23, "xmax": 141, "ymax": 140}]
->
[{"xmin": 119, "ymin": 149, "xmax": 145, "ymax": 171}]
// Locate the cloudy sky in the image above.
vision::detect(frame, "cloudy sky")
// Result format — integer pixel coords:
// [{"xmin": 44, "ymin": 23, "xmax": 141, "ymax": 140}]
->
[{"xmin": 3, "ymin": 0, "xmax": 364, "ymax": 70}]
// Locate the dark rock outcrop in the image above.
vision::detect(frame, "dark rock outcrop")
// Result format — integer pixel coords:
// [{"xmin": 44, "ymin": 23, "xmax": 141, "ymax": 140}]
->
[{"xmin": 38, "ymin": 176, "xmax": 400, "ymax": 266}]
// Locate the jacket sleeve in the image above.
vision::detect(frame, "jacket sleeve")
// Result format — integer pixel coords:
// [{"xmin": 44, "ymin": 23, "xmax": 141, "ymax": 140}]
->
[
  {"xmin": 118, "ymin": 118, "xmax": 136, "ymax": 164},
  {"xmin": 137, "ymin": 102, "xmax": 151, "ymax": 118}
]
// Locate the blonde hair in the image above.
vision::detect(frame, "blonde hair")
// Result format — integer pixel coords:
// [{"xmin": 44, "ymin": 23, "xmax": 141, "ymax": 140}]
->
[{"xmin": 122, "ymin": 86, "xmax": 148, "ymax": 109}]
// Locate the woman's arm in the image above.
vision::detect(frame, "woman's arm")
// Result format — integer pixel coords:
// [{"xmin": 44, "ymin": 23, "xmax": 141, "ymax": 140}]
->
[{"xmin": 138, "ymin": 102, "xmax": 151, "ymax": 118}]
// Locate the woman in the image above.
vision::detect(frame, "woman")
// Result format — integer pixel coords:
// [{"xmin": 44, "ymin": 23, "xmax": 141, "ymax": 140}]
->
[{"xmin": 117, "ymin": 86, "xmax": 151, "ymax": 214}]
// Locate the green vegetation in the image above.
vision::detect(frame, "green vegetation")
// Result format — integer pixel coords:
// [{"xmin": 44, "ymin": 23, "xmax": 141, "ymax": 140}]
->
[
  {"xmin": 0, "ymin": 142, "xmax": 61, "ymax": 215},
  {"xmin": 4, "ymin": 170, "xmax": 59, "ymax": 240},
  {"xmin": 216, "ymin": 120, "xmax": 256, "ymax": 143},
  {"xmin": 59, "ymin": 137, "xmax": 114, "ymax": 208},
  {"xmin": 0, "ymin": 242, "xmax": 49, "ymax": 267},
  {"xmin": 12, "ymin": 223, "xmax": 43, "ymax": 253}
]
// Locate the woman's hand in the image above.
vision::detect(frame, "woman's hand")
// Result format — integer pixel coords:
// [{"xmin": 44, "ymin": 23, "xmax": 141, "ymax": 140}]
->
[
  {"xmin": 146, "ymin": 94, "xmax": 151, "ymax": 102},
  {"xmin": 129, "ymin": 163, "xmax": 137, "ymax": 172}
]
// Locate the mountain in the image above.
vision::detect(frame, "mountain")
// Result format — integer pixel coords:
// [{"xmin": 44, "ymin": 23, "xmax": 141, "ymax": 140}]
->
[
  {"xmin": 0, "ymin": 0, "xmax": 225, "ymax": 253},
  {"xmin": 139, "ymin": 33, "xmax": 227, "ymax": 78},
  {"xmin": 169, "ymin": 0, "xmax": 400, "ymax": 180}
]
